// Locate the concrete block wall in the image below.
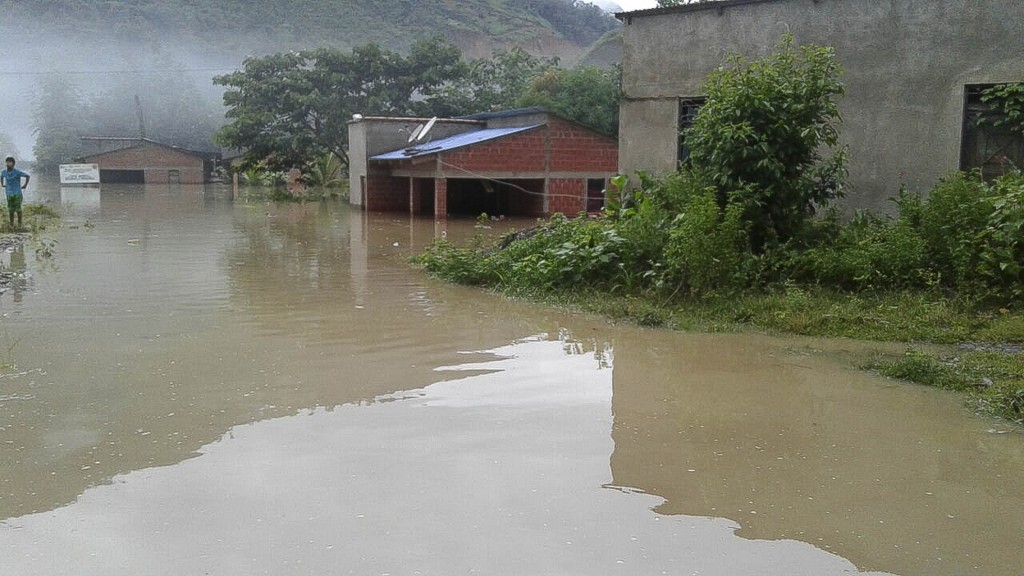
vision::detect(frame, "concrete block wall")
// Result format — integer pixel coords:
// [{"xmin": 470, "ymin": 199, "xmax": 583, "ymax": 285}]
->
[{"xmin": 617, "ymin": 0, "xmax": 1024, "ymax": 212}]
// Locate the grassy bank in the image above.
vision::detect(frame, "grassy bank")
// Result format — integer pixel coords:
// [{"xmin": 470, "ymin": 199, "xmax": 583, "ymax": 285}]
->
[
  {"xmin": 513, "ymin": 286, "xmax": 1024, "ymax": 426},
  {"xmin": 1, "ymin": 203, "xmax": 61, "ymax": 234}
]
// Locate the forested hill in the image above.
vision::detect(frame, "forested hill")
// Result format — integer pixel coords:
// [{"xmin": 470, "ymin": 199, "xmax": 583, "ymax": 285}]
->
[{"xmin": 11, "ymin": 0, "xmax": 620, "ymax": 61}]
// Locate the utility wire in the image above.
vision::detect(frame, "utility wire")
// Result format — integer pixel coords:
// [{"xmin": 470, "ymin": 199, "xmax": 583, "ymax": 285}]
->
[
  {"xmin": 6, "ymin": 67, "xmax": 238, "ymax": 76},
  {"xmin": 439, "ymin": 158, "xmax": 605, "ymax": 201}
]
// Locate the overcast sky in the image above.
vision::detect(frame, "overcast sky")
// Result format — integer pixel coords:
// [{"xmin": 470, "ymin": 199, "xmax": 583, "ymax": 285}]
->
[{"xmin": 614, "ymin": 0, "xmax": 659, "ymax": 11}]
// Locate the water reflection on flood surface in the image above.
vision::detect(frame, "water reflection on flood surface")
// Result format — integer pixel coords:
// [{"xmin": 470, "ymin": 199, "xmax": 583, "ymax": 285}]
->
[{"xmin": 0, "ymin": 183, "xmax": 1022, "ymax": 576}]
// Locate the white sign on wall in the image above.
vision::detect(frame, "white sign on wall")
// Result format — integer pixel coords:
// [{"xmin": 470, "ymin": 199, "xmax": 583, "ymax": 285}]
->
[{"xmin": 59, "ymin": 163, "xmax": 101, "ymax": 184}]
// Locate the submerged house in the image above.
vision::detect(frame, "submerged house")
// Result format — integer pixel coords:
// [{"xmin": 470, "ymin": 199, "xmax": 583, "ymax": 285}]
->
[
  {"xmin": 616, "ymin": 0, "xmax": 1024, "ymax": 212},
  {"xmin": 78, "ymin": 137, "xmax": 219, "ymax": 184},
  {"xmin": 348, "ymin": 108, "xmax": 618, "ymax": 219}
]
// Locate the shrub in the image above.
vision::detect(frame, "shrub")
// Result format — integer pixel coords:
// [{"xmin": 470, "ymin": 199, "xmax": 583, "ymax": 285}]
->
[
  {"xmin": 911, "ymin": 171, "xmax": 992, "ymax": 290},
  {"xmin": 416, "ymin": 240, "xmax": 493, "ymax": 286},
  {"xmin": 788, "ymin": 212, "xmax": 927, "ymax": 291},
  {"xmin": 976, "ymin": 172, "xmax": 1024, "ymax": 299},
  {"xmin": 485, "ymin": 215, "xmax": 625, "ymax": 292},
  {"xmin": 685, "ymin": 34, "xmax": 847, "ymax": 252},
  {"xmin": 662, "ymin": 190, "xmax": 750, "ymax": 296}
]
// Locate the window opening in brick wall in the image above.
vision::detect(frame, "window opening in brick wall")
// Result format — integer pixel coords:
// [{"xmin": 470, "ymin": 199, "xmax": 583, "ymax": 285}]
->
[
  {"xmin": 168, "ymin": 169, "xmax": 181, "ymax": 184},
  {"xmin": 678, "ymin": 97, "xmax": 706, "ymax": 164},
  {"xmin": 99, "ymin": 169, "xmax": 144, "ymax": 184},
  {"xmin": 961, "ymin": 83, "xmax": 1024, "ymax": 179},
  {"xmin": 446, "ymin": 178, "xmax": 545, "ymax": 218},
  {"xmin": 586, "ymin": 178, "xmax": 605, "ymax": 213}
]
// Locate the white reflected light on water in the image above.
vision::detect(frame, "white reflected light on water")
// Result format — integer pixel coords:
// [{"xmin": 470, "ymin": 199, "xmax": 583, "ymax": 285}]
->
[{"xmin": 0, "ymin": 336, "xmax": 891, "ymax": 576}]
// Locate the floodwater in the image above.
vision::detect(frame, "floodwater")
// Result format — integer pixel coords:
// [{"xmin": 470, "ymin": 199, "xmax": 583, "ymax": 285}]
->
[{"xmin": 1, "ymin": 182, "xmax": 1022, "ymax": 576}]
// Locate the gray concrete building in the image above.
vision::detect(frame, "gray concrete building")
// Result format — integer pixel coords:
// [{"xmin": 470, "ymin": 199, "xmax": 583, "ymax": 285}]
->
[{"xmin": 616, "ymin": 0, "xmax": 1024, "ymax": 212}]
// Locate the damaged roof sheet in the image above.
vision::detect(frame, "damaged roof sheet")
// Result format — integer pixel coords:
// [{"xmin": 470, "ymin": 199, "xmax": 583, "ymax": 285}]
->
[{"xmin": 370, "ymin": 125, "xmax": 542, "ymax": 161}]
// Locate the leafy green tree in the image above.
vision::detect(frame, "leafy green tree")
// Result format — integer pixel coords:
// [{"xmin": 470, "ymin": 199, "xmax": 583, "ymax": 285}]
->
[
  {"xmin": 685, "ymin": 34, "xmax": 846, "ymax": 252},
  {"xmin": 214, "ymin": 36, "xmax": 464, "ymax": 171},
  {"xmin": 434, "ymin": 48, "xmax": 557, "ymax": 116},
  {"xmin": 32, "ymin": 76, "xmax": 88, "ymax": 172},
  {"xmin": 517, "ymin": 65, "xmax": 620, "ymax": 135}
]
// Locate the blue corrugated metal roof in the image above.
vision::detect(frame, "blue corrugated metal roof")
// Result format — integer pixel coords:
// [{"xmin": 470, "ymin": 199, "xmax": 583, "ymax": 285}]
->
[{"xmin": 370, "ymin": 125, "xmax": 542, "ymax": 161}]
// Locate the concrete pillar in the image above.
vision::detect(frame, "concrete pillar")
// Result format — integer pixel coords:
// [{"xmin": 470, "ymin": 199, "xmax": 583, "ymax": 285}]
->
[
  {"xmin": 434, "ymin": 178, "xmax": 447, "ymax": 221},
  {"xmin": 408, "ymin": 177, "xmax": 415, "ymax": 217}
]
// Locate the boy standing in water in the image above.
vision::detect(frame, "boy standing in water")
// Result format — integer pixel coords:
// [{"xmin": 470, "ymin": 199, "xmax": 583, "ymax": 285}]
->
[{"xmin": 2, "ymin": 156, "xmax": 29, "ymax": 229}]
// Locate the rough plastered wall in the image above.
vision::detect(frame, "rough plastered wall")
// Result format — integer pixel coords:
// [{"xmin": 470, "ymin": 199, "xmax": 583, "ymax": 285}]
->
[{"xmin": 618, "ymin": 0, "xmax": 1024, "ymax": 212}]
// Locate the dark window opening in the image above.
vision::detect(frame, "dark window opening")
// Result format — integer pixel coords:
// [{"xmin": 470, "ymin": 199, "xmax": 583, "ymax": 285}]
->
[
  {"xmin": 961, "ymin": 83, "xmax": 1024, "ymax": 179},
  {"xmin": 411, "ymin": 178, "xmax": 435, "ymax": 216},
  {"xmin": 446, "ymin": 179, "xmax": 545, "ymax": 218},
  {"xmin": 678, "ymin": 97, "xmax": 706, "ymax": 165},
  {"xmin": 586, "ymin": 178, "xmax": 605, "ymax": 213},
  {"xmin": 100, "ymin": 169, "xmax": 145, "ymax": 184}
]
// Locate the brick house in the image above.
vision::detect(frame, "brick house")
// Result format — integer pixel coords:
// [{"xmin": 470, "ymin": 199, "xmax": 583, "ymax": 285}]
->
[
  {"xmin": 78, "ymin": 137, "xmax": 218, "ymax": 185},
  {"xmin": 348, "ymin": 109, "xmax": 618, "ymax": 219}
]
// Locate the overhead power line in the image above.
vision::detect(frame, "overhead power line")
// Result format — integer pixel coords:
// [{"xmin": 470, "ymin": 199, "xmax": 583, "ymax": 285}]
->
[{"xmin": 6, "ymin": 67, "xmax": 239, "ymax": 76}]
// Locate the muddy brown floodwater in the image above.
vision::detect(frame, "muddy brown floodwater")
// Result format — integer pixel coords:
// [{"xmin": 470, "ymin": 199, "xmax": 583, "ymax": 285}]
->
[{"xmin": 0, "ymin": 182, "xmax": 1022, "ymax": 576}]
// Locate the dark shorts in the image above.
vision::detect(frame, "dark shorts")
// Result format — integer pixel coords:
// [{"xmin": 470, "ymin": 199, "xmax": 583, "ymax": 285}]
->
[{"xmin": 6, "ymin": 193, "xmax": 22, "ymax": 213}]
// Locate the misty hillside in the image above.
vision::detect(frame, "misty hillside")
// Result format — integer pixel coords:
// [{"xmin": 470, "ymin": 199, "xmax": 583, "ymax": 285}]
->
[
  {"xmin": 10, "ymin": 0, "xmax": 620, "ymax": 61},
  {"xmin": 0, "ymin": 0, "xmax": 621, "ymax": 160}
]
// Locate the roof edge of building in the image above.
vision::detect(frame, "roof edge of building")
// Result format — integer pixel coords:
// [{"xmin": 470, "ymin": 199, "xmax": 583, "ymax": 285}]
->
[
  {"xmin": 457, "ymin": 107, "xmax": 547, "ymax": 121},
  {"xmin": 78, "ymin": 138, "xmax": 217, "ymax": 160},
  {"xmin": 616, "ymin": 0, "xmax": 782, "ymax": 21},
  {"xmin": 347, "ymin": 116, "xmax": 483, "ymax": 126}
]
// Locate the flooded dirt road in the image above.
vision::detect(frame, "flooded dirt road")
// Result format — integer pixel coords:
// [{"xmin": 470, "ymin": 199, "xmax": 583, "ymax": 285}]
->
[{"xmin": 1, "ymin": 183, "xmax": 1022, "ymax": 575}]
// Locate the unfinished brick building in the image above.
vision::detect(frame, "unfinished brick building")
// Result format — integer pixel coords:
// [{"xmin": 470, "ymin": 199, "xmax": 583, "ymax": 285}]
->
[
  {"xmin": 348, "ymin": 109, "xmax": 618, "ymax": 219},
  {"xmin": 78, "ymin": 138, "xmax": 217, "ymax": 185}
]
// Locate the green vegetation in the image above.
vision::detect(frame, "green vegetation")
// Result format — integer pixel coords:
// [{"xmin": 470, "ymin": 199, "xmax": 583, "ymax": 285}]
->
[
  {"xmin": 518, "ymin": 65, "xmax": 621, "ymax": 136},
  {"xmin": 980, "ymin": 82, "xmax": 1024, "ymax": 136},
  {"xmin": 19, "ymin": 1, "xmax": 622, "ymax": 174},
  {"xmin": 416, "ymin": 35, "xmax": 1024, "ymax": 425},
  {"xmin": 868, "ymin": 348, "xmax": 1024, "ymax": 424},
  {"xmin": 686, "ymin": 36, "xmax": 846, "ymax": 252},
  {"xmin": 216, "ymin": 38, "xmax": 620, "ymax": 174},
  {"xmin": 13, "ymin": 0, "xmax": 618, "ymax": 56},
  {"xmin": 215, "ymin": 37, "xmax": 464, "ymax": 172},
  {"xmin": 2, "ymin": 203, "xmax": 61, "ymax": 234}
]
